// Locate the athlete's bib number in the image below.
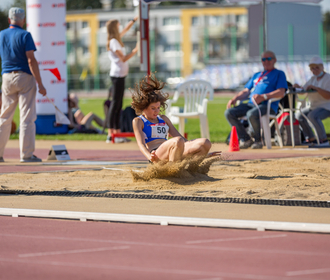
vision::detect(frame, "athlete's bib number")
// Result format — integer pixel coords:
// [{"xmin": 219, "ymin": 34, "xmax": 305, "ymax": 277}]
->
[{"xmin": 151, "ymin": 125, "xmax": 168, "ymax": 139}]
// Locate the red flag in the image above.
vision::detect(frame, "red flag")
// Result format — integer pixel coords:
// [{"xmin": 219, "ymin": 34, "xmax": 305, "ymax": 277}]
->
[{"xmin": 42, "ymin": 68, "xmax": 61, "ymax": 81}]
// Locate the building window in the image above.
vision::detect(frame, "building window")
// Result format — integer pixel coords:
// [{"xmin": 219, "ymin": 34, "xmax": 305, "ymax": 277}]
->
[
  {"xmin": 98, "ymin": 46, "xmax": 107, "ymax": 54},
  {"xmin": 99, "ymin": 20, "xmax": 107, "ymax": 28},
  {"xmin": 164, "ymin": 44, "xmax": 180, "ymax": 52},
  {"xmin": 163, "ymin": 17, "xmax": 180, "ymax": 26},
  {"xmin": 192, "ymin": 16, "xmax": 200, "ymax": 26},
  {"xmin": 206, "ymin": 16, "xmax": 221, "ymax": 26},
  {"xmin": 82, "ymin": 21, "xmax": 89, "ymax": 29},
  {"xmin": 192, "ymin": 43, "xmax": 200, "ymax": 52},
  {"xmin": 82, "ymin": 46, "xmax": 89, "ymax": 55}
]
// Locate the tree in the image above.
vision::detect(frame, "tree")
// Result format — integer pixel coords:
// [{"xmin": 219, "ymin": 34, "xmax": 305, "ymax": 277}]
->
[
  {"xmin": 0, "ymin": 10, "xmax": 9, "ymax": 31},
  {"xmin": 323, "ymin": 12, "xmax": 330, "ymax": 57},
  {"xmin": 12, "ymin": 0, "xmax": 26, "ymax": 10},
  {"xmin": 66, "ymin": 0, "xmax": 102, "ymax": 10}
]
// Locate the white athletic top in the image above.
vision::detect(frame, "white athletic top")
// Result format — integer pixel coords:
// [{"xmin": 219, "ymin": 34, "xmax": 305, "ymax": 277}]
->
[
  {"xmin": 303, "ymin": 73, "xmax": 330, "ymax": 110},
  {"xmin": 108, "ymin": 38, "xmax": 129, "ymax": 78}
]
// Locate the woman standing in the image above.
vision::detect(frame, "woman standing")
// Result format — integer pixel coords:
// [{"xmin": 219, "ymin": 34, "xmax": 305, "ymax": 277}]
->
[{"xmin": 106, "ymin": 16, "xmax": 138, "ymax": 143}]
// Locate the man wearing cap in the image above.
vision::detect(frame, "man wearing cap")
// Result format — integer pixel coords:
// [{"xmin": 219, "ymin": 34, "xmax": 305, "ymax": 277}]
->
[
  {"xmin": 294, "ymin": 56, "xmax": 330, "ymax": 147},
  {"xmin": 0, "ymin": 7, "xmax": 47, "ymax": 163},
  {"xmin": 225, "ymin": 50, "xmax": 287, "ymax": 149}
]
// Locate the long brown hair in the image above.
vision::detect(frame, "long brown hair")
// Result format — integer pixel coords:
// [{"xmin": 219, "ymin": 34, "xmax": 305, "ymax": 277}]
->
[
  {"xmin": 131, "ymin": 74, "xmax": 169, "ymax": 115},
  {"xmin": 106, "ymin": 19, "xmax": 124, "ymax": 51}
]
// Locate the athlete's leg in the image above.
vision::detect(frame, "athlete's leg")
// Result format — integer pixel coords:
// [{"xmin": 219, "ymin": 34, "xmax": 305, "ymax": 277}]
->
[
  {"xmin": 182, "ymin": 138, "xmax": 211, "ymax": 158},
  {"xmin": 81, "ymin": 112, "xmax": 104, "ymax": 129},
  {"xmin": 154, "ymin": 137, "xmax": 185, "ymax": 162}
]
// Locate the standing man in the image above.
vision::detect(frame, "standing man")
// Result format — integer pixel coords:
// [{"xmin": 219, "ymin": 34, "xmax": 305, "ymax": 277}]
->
[
  {"xmin": 225, "ymin": 50, "xmax": 287, "ymax": 149},
  {"xmin": 0, "ymin": 7, "xmax": 46, "ymax": 163}
]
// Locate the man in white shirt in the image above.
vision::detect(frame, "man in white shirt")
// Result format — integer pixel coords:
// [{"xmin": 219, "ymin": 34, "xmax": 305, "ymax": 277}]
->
[{"xmin": 294, "ymin": 56, "xmax": 330, "ymax": 147}]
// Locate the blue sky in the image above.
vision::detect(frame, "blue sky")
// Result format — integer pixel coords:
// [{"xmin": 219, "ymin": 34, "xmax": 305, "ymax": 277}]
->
[{"xmin": 1, "ymin": 0, "xmax": 330, "ymax": 13}]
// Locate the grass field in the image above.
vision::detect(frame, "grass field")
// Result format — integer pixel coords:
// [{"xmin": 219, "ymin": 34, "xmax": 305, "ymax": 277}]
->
[{"xmin": 10, "ymin": 96, "xmax": 330, "ymax": 143}]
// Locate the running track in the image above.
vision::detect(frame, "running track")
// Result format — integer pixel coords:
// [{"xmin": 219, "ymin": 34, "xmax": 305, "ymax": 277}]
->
[{"xmin": 1, "ymin": 216, "xmax": 330, "ymax": 280}]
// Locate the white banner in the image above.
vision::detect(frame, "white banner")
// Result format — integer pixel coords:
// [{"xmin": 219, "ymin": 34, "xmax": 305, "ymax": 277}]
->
[{"xmin": 26, "ymin": 0, "xmax": 67, "ymax": 115}]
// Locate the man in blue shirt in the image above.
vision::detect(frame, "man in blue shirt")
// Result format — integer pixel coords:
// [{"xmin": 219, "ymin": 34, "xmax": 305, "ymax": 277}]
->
[
  {"xmin": 0, "ymin": 7, "xmax": 47, "ymax": 162},
  {"xmin": 225, "ymin": 51, "xmax": 287, "ymax": 149}
]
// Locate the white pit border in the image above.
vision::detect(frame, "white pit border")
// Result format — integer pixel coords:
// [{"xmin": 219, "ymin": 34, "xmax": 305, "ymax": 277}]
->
[{"xmin": 1, "ymin": 208, "xmax": 330, "ymax": 233}]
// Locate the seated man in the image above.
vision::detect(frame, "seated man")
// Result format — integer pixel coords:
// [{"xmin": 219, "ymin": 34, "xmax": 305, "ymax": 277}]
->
[
  {"xmin": 225, "ymin": 50, "xmax": 287, "ymax": 149},
  {"xmin": 293, "ymin": 56, "xmax": 330, "ymax": 147}
]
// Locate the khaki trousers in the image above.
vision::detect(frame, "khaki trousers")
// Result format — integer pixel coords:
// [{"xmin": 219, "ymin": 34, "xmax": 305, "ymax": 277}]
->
[{"xmin": 0, "ymin": 72, "xmax": 37, "ymax": 159}]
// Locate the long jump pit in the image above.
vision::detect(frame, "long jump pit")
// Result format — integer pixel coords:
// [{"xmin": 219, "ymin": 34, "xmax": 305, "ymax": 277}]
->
[{"xmin": 1, "ymin": 139, "xmax": 330, "ymax": 230}]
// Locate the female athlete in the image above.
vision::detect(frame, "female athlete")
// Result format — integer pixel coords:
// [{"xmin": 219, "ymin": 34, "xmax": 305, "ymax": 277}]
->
[{"xmin": 132, "ymin": 75, "xmax": 221, "ymax": 163}]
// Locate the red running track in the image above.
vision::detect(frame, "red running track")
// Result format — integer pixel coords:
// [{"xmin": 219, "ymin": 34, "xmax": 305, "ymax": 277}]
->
[{"xmin": 1, "ymin": 216, "xmax": 330, "ymax": 280}]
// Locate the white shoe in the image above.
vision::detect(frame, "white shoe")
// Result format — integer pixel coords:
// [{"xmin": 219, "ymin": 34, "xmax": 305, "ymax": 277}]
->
[
  {"xmin": 114, "ymin": 137, "xmax": 131, "ymax": 143},
  {"xmin": 114, "ymin": 137, "xmax": 125, "ymax": 143},
  {"xmin": 20, "ymin": 155, "xmax": 42, "ymax": 163}
]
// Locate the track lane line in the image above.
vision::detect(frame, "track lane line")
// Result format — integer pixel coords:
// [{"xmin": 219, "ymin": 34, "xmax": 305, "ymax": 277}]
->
[
  {"xmin": 0, "ymin": 257, "xmax": 300, "ymax": 280},
  {"xmin": 1, "ymin": 233, "xmax": 329, "ymax": 257},
  {"xmin": 186, "ymin": 234, "xmax": 287, "ymax": 244},
  {"xmin": 19, "ymin": 245, "xmax": 130, "ymax": 258},
  {"xmin": 286, "ymin": 267, "xmax": 330, "ymax": 276}
]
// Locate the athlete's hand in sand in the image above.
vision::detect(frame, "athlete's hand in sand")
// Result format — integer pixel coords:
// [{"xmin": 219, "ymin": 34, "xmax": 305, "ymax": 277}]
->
[
  {"xmin": 207, "ymin": 151, "xmax": 222, "ymax": 158},
  {"xmin": 150, "ymin": 150, "xmax": 160, "ymax": 163}
]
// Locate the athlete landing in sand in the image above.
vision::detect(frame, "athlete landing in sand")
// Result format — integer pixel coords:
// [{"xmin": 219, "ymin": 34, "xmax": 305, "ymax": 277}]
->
[{"xmin": 132, "ymin": 75, "xmax": 221, "ymax": 163}]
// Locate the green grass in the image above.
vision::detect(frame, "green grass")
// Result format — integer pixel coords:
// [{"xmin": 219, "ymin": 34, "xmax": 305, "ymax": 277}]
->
[{"xmin": 10, "ymin": 96, "xmax": 330, "ymax": 143}]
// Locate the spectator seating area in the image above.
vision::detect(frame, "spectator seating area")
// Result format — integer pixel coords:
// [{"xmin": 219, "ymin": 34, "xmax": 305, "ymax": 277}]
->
[{"xmin": 186, "ymin": 61, "xmax": 330, "ymax": 90}]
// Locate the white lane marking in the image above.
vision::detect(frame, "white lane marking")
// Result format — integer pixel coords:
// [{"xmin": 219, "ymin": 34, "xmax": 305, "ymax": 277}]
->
[
  {"xmin": 1, "ymin": 233, "xmax": 329, "ymax": 257},
  {"xmin": 0, "ymin": 257, "xmax": 292, "ymax": 280},
  {"xmin": 186, "ymin": 234, "xmax": 287, "ymax": 244},
  {"xmin": 102, "ymin": 167, "xmax": 143, "ymax": 172},
  {"xmin": 286, "ymin": 267, "xmax": 330, "ymax": 276},
  {"xmin": 19, "ymin": 246, "xmax": 130, "ymax": 258},
  {"xmin": 194, "ymin": 278, "xmax": 223, "ymax": 280}
]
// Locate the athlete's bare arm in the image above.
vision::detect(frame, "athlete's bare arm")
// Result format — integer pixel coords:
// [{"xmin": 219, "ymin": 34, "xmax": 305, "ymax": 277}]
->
[{"xmin": 132, "ymin": 117, "xmax": 159, "ymax": 162}]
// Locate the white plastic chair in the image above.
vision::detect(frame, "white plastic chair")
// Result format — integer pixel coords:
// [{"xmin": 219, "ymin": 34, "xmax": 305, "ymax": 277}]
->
[
  {"xmin": 166, "ymin": 80, "xmax": 214, "ymax": 139},
  {"xmin": 295, "ymin": 95, "xmax": 320, "ymax": 145},
  {"xmin": 238, "ymin": 98, "xmax": 283, "ymax": 149},
  {"xmin": 262, "ymin": 98, "xmax": 283, "ymax": 149}
]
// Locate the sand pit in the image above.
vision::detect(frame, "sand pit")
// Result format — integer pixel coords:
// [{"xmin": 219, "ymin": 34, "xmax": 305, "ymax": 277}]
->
[
  {"xmin": 131, "ymin": 156, "xmax": 220, "ymax": 181},
  {"xmin": 1, "ymin": 156, "xmax": 329, "ymax": 201}
]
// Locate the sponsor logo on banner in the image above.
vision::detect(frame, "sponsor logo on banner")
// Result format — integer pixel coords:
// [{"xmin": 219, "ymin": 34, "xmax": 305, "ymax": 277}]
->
[
  {"xmin": 38, "ymin": 22, "xmax": 56, "ymax": 27},
  {"xmin": 51, "ymin": 79, "xmax": 66, "ymax": 84},
  {"xmin": 37, "ymin": 98, "xmax": 55, "ymax": 103},
  {"xmin": 63, "ymin": 60, "xmax": 66, "ymax": 64},
  {"xmin": 52, "ymin": 3, "xmax": 65, "ymax": 8},
  {"xmin": 35, "ymin": 42, "xmax": 41, "ymax": 46},
  {"xmin": 28, "ymin": 4, "xmax": 41, "ymax": 8},
  {"xmin": 38, "ymin": 60, "xmax": 55, "ymax": 65},
  {"xmin": 52, "ymin": 41, "xmax": 65, "ymax": 46}
]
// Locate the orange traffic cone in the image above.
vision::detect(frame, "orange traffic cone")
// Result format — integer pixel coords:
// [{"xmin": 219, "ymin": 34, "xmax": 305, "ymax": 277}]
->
[{"xmin": 228, "ymin": 126, "xmax": 240, "ymax": 152}]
